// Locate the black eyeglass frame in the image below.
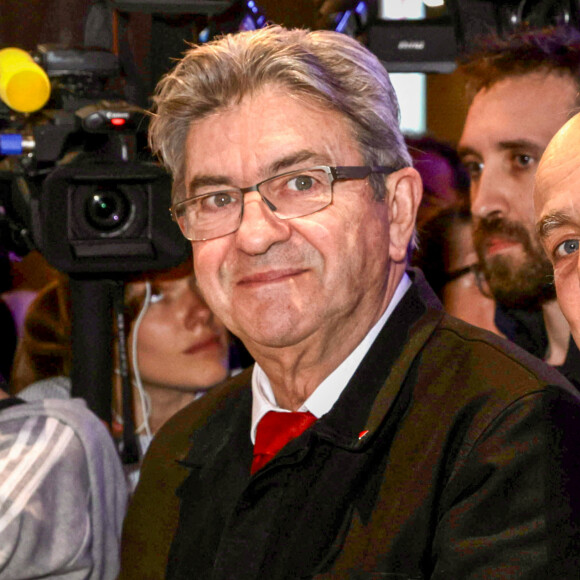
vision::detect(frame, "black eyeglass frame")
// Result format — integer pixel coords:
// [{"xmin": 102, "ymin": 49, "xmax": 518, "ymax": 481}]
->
[
  {"xmin": 170, "ymin": 164, "xmax": 401, "ymax": 241},
  {"xmin": 444, "ymin": 262, "xmax": 495, "ymax": 299}
]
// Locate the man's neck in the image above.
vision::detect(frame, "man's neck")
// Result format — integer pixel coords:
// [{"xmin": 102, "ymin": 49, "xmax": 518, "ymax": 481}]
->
[
  {"xmin": 543, "ymin": 299, "xmax": 571, "ymax": 366},
  {"xmin": 249, "ymin": 264, "xmax": 407, "ymax": 410}
]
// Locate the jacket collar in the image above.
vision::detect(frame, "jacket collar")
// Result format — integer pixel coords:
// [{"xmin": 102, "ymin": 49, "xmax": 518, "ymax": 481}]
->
[
  {"xmin": 308, "ymin": 268, "xmax": 444, "ymax": 451},
  {"xmin": 182, "ymin": 269, "xmax": 444, "ymax": 470},
  {"xmin": 180, "ymin": 369, "xmax": 254, "ymax": 477}
]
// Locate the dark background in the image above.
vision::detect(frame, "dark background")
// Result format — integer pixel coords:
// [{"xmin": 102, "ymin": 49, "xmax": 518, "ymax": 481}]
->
[{"xmin": 0, "ymin": 0, "xmax": 470, "ymax": 145}]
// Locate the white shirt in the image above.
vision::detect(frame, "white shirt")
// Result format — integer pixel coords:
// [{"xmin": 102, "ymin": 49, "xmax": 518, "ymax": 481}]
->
[{"xmin": 250, "ymin": 273, "xmax": 412, "ymax": 443}]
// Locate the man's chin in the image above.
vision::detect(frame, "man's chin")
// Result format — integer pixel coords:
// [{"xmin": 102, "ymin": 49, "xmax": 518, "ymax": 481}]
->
[
  {"xmin": 484, "ymin": 260, "xmax": 556, "ymax": 310},
  {"xmin": 491, "ymin": 287, "xmax": 548, "ymax": 310}
]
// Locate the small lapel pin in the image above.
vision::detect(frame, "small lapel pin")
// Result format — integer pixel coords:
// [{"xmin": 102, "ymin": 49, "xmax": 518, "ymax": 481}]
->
[{"xmin": 358, "ymin": 429, "xmax": 369, "ymax": 440}]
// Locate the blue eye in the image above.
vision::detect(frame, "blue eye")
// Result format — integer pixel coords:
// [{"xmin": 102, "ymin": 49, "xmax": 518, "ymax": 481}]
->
[{"xmin": 555, "ymin": 239, "xmax": 580, "ymax": 258}]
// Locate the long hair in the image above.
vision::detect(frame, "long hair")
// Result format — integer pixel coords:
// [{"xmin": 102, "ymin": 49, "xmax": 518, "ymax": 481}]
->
[{"xmin": 10, "ymin": 275, "xmax": 72, "ymax": 394}]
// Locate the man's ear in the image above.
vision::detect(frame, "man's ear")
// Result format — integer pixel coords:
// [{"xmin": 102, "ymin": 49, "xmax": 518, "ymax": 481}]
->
[{"xmin": 385, "ymin": 167, "xmax": 422, "ymax": 263}]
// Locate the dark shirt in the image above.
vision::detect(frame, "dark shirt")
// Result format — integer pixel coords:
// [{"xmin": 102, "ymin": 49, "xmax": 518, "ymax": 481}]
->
[
  {"xmin": 0, "ymin": 298, "xmax": 17, "ymax": 384},
  {"xmin": 495, "ymin": 303, "xmax": 580, "ymax": 389}
]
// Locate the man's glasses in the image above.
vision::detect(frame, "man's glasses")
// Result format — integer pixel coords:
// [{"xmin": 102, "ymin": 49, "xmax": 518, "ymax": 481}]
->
[
  {"xmin": 170, "ymin": 165, "xmax": 400, "ymax": 241},
  {"xmin": 444, "ymin": 262, "xmax": 493, "ymax": 298}
]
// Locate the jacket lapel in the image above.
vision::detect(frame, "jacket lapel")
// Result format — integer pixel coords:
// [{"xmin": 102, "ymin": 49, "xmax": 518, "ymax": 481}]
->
[{"xmin": 311, "ymin": 268, "xmax": 444, "ymax": 452}]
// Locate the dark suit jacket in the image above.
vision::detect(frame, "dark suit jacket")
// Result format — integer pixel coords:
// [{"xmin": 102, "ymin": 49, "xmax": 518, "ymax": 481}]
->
[{"xmin": 120, "ymin": 271, "xmax": 580, "ymax": 579}]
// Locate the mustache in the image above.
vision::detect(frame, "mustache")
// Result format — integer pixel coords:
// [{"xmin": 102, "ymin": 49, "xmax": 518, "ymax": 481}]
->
[{"xmin": 473, "ymin": 214, "xmax": 533, "ymax": 251}]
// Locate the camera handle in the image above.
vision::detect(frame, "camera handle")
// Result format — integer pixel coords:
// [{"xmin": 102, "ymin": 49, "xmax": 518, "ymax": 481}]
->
[
  {"xmin": 69, "ymin": 276, "xmax": 140, "ymax": 464},
  {"xmin": 70, "ymin": 276, "xmax": 114, "ymax": 424}
]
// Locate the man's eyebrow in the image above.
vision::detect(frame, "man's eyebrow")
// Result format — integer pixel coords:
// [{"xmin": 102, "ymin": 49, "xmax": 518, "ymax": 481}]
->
[
  {"xmin": 457, "ymin": 139, "xmax": 543, "ymax": 160},
  {"xmin": 456, "ymin": 145, "xmax": 479, "ymax": 160},
  {"xmin": 187, "ymin": 174, "xmax": 235, "ymax": 195},
  {"xmin": 185, "ymin": 150, "xmax": 328, "ymax": 195},
  {"xmin": 266, "ymin": 150, "xmax": 328, "ymax": 176},
  {"xmin": 537, "ymin": 210, "xmax": 575, "ymax": 240},
  {"xmin": 497, "ymin": 139, "xmax": 543, "ymax": 155}
]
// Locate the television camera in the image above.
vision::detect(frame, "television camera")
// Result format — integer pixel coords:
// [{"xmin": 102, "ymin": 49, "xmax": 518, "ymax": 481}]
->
[
  {"xmin": 0, "ymin": 44, "xmax": 188, "ymax": 426},
  {"xmin": 0, "ymin": 44, "xmax": 187, "ymax": 274}
]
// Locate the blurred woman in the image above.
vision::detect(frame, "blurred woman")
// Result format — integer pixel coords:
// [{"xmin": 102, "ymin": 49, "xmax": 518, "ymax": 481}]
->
[
  {"xmin": 118, "ymin": 261, "xmax": 231, "ymax": 487},
  {"xmin": 10, "ymin": 259, "xmax": 233, "ymax": 489}
]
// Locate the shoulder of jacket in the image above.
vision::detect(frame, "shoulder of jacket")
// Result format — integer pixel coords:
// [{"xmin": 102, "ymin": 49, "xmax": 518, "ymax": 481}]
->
[
  {"xmin": 426, "ymin": 313, "xmax": 575, "ymax": 395},
  {"xmin": 146, "ymin": 367, "xmax": 253, "ymax": 464}
]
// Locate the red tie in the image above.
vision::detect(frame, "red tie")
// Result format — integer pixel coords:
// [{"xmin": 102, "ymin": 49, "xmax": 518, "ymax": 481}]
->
[{"xmin": 251, "ymin": 411, "xmax": 317, "ymax": 474}]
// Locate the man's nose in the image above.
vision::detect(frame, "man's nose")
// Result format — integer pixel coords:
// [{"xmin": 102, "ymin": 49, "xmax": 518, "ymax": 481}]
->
[
  {"xmin": 470, "ymin": 166, "xmax": 511, "ymax": 220},
  {"xmin": 234, "ymin": 191, "xmax": 292, "ymax": 254}
]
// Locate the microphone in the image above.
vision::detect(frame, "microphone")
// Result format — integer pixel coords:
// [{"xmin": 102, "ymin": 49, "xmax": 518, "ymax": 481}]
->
[{"xmin": 0, "ymin": 47, "xmax": 50, "ymax": 113}]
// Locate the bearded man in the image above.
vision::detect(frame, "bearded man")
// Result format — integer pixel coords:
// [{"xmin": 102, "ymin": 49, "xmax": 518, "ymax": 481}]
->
[{"xmin": 458, "ymin": 26, "xmax": 580, "ymax": 385}]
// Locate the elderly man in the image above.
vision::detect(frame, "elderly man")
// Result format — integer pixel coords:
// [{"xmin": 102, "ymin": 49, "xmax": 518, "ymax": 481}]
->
[
  {"xmin": 535, "ymin": 112, "xmax": 580, "ymax": 347},
  {"xmin": 458, "ymin": 27, "xmax": 580, "ymax": 383},
  {"xmin": 120, "ymin": 26, "xmax": 580, "ymax": 579}
]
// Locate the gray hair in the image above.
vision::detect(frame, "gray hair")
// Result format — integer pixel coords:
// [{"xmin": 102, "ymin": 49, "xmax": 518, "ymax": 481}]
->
[{"xmin": 148, "ymin": 25, "xmax": 411, "ymax": 203}]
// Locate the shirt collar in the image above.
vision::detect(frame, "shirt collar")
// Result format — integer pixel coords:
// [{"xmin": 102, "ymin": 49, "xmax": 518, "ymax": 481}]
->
[{"xmin": 250, "ymin": 272, "xmax": 412, "ymax": 443}]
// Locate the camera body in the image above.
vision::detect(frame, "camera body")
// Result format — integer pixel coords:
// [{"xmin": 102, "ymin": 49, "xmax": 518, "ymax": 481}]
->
[
  {"xmin": 0, "ymin": 45, "xmax": 188, "ymax": 276},
  {"xmin": 33, "ymin": 159, "xmax": 187, "ymax": 274}
]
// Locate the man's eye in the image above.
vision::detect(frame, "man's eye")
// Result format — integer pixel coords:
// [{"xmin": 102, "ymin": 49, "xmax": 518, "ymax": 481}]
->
[
  {"xmin": 555, "ymin": 239, "xmax": 580, "ymax": 258},
  {"xmin": 212, "ymin": 193, "xmax": 236, "ymax": 207},
  {"xmin": 200, "ymin": 192, "xmax": 238, "ymax": 211},
  {"xmin": 462, "ymin": 160, "xmax": 483, "ymax": 179},
  {"xmin": 513, "ymin": 153, "xmax": 535, "ymax": 169},
  {"xmin": 287, "ymin": 175, "xmax": 316, "ymax": 192}
]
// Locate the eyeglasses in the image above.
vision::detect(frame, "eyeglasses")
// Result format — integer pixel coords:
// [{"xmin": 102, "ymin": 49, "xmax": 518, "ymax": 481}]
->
[
  {"xmin": 444, "ymin": 263, "xmax": 480, "ymax": 284},
  {"xmin": 444, "ymin": 263, "xmax": 493, "ymax": 298},
  {"xmin": 170, "ymin": 165, "xmax": 400, "ymax": 241}
]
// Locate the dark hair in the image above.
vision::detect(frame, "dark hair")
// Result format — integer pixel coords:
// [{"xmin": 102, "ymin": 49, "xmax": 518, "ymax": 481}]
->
[
  {"xmin": 459, "ymin": 26, "xmax": 580, "ymax": 105},
  {"xmin": 10, "ymin": 276, "xmax": 72, "ymax": 394}
]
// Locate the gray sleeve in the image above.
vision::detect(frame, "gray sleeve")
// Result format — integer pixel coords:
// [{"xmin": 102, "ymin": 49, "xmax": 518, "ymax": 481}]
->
[
  {"xmin": 0, "ymin": 414, "xmax": 93, "ymax": 579},
  {"xmin": 17, "ymin": 376, "xmax": 72, "ymax": 402}
]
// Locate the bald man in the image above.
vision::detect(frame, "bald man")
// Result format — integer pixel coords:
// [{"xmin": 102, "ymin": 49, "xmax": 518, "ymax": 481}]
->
[{"xmin": 535, "ymin": 112, "xmax": 580, "ymax": 346}]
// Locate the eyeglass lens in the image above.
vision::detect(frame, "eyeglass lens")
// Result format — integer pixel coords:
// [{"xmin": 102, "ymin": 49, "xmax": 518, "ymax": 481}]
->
[{"xmin": 175, "ymin": 168, "xmax": 333, "ymax": 241}]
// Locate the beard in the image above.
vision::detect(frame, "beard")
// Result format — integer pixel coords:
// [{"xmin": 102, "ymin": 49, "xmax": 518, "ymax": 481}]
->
[{"xmin": 473, "ymin": 215, "xmax": 555, "ymax": 310}]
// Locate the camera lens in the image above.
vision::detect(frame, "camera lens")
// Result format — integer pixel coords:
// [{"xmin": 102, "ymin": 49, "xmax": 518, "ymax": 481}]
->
[{"xmin": 85, "ymin": 189, "xmax": 130, "ymax": 233}]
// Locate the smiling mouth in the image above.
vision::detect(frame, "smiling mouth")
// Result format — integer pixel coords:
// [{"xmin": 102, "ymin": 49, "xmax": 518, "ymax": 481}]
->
[{"xmin": 237, "ymin": 269, "xmax": 307, "ymax": 286}]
